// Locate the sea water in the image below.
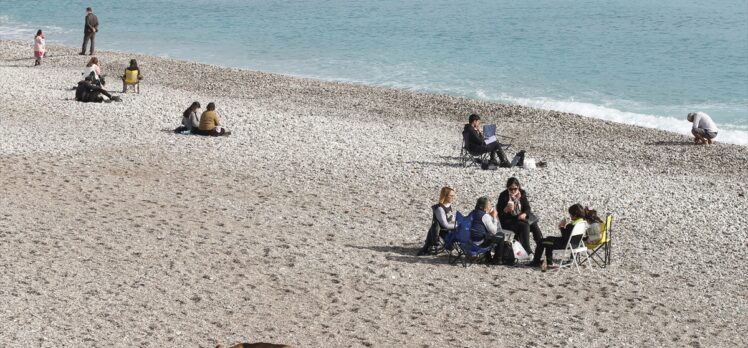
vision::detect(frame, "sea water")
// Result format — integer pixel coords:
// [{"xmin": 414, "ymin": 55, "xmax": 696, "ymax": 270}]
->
[{"xmin": 1, "ymin": 0, "xmax": 746, "ymax": 145}]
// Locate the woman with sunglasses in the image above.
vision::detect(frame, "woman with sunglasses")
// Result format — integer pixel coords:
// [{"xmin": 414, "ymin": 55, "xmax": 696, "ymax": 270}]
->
[{"xmin": 496, "ymin": 177, "xmax": 543, "ymax": 258}]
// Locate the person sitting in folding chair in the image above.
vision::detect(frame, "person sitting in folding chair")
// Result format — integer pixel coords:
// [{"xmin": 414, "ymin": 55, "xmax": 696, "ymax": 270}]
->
[
  {"xmin": 528, "ymin": 204, "xmax": 599, "ymax": 271},
  {"xmin": 462, "ymin": 114, "xmax": 510, "ymax": 167},
  {"xmin": 417, "ymin": 186, "xmax": 458, "ymax": 256},
  {"xmin": 468, "ymin": 196, "xmax": 505, "ymax": 263}
]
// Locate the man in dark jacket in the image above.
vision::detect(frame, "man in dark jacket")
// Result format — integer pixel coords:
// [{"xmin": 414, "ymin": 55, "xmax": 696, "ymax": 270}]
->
[
  {"xmin": 76, "ymin": 75, "xmax": 120, "ymax": 103},
  {"xmin": 80, "ymin": 7, "xmax": 99, "ymax": 55},
  {"xmin": 462, "ymin": 114, "xmax": 510, "ymax": 167}
]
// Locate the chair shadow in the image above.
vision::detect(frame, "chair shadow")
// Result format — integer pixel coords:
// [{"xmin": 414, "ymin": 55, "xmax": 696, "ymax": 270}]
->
[
  {"xmin": 404, "ymin": 160, "xmax": 463, "ymax": 168},
  {"xmin": 345, "ymin": 244, "xmax": 451, "ymax": 265},
  {"xmin": 646, "ymin": 140, "xmax": 694, "ymax": 146}
]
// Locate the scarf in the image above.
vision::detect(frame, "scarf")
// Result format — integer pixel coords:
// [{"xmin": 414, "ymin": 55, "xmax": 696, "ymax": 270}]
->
[{"xmin": 509, "ymin": 191, "xmax": 522, "ymax": 216}]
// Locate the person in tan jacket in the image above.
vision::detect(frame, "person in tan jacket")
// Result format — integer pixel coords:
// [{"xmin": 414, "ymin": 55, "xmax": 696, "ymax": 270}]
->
[{"xmin": 197, "ymin": 102, "xmax": 231, "ymax": 136}]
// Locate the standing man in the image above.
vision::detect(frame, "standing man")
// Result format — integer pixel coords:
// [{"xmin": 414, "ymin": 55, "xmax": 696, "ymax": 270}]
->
[
  {"xmin": 80, "ymin": 7, "xmax": 99, "ymax": 55},
  {"xmin": 687, "ymin": 111, "xmax": 718, "ymax": 145}
]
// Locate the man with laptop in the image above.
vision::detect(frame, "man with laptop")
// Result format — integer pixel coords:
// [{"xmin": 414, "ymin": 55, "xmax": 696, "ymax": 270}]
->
[{"xmin": 462, "ymin": 113, "xmax": 511, "ymax": 167}]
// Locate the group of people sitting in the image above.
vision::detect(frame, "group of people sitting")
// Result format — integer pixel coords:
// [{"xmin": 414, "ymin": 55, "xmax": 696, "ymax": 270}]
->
[
  {"xmin": 417, "ymin": 177, "xmax": 603, "ymax": 270},
  {"xmin": 71, "ymin": 57, "xmax": 233, "ymax": 137},
  {"xmin": 75, "ymin": 57, "xmax": 142, "ymax": 102},
  {"xmin": 174, "ymin": 102, "xmax": 232, "ymax": 136}
]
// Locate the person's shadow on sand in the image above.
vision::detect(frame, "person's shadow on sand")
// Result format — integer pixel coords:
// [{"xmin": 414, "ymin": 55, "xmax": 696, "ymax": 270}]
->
[
  {"xmin": 646, "ymin": 140, "xmax": 694, "ymax": 146},
  {"xmin": 345, "ymin": 244, "xmax": 450, "ymax": 265}
]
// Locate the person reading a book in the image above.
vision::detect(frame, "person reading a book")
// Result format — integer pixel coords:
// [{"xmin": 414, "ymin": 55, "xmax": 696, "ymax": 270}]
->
[{"xmin": 462, "ymin": 114, "xmax": 510, "ymax": 167}]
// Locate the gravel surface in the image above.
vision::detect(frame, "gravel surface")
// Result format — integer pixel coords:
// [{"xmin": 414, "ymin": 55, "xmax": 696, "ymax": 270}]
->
[{"xmin": 1, "ymin": 40, "xmax": 746, "ymax": 348}]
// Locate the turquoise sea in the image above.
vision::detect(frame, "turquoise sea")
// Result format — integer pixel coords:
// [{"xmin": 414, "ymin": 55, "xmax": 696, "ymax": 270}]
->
[{"xmin": 1, "ymin": 0, "xmax": 746, "ymax": 145}]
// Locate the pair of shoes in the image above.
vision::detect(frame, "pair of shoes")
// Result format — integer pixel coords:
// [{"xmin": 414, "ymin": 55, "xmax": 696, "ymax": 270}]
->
[
  {"xmin": 416, "ymin": 249, "xmax": 429, "ymax": 256},
  {"xmin": 111, "ymin": 96, "xmax": 122, "ymax": 102},
  {"xmin": 78, "ymin": 52, "xmax": 85, "ymax": 55}
]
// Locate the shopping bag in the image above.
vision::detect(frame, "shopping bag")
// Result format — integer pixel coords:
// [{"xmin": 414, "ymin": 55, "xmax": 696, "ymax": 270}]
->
[{"xmin": 512, "ymin": 240, "xmax": 530, "ymax": 260}]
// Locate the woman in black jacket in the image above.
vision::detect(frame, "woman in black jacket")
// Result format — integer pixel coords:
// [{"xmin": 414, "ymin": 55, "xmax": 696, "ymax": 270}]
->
[{"xmin": 496, "ymin": 177, "xmax": 543, "ymax": 257}]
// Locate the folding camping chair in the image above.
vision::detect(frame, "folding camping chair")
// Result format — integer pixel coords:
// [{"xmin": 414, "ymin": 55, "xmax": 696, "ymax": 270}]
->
[
  {"xmin": 554, "ymin": 221, "xmax": 592, "ymax": 273},
  {"xmin": 483, "ymin": 124, "xmax": 515, "ymax": 155},
  {"xmin": 445, "ymin": 212, "xmax": 493, "ymax": 267},
  {"xmin": 459, "ymin": 132, "xmax": 489, "ymax": 168},
  {"xmin": 582, "ymin": 214, "xmax": 613, "ymax": 267}
]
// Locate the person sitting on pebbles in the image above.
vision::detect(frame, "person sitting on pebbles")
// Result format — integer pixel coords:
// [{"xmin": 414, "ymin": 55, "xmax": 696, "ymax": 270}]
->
[
  {"xmin": 197, "ymin": 102, "xmax": 231, "ymax": 136},
  {"xmin": 175, "ymin": 101, "xmax": 201, "ymax": 134},
  {"xmin": 687, "ymin": 112, "xmax": 718, "ymax": 145},
  {"xmin": 75, "ymin": 74, "xmax": 120, "ymax": 103},
  {"xmin": 463, "ymin": 113, "xmax": 510, "ymax": 167}
]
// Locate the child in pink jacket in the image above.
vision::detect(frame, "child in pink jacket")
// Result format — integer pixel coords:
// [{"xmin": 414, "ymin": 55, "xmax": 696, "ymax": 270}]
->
[{"xmin": 34, "ymin": 30, "xmax": 45, "ymax": 66}]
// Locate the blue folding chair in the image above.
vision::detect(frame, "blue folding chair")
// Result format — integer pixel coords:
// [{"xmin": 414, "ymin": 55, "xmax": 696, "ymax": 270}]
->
[{"xmin": 445, "ymin": 212, "xmax": 494, "ymax": 267}]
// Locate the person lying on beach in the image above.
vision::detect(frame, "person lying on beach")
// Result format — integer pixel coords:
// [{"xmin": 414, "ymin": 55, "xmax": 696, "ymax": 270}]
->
[
  {"xmin": 687, "ymin": 112, "xmax": 718, "ymax": 145},
  {"xmin": 468, "ymin": 196, "xmax": 503, "ymax": 263},
  {"xmin": 75, "ymin": 75, "xmax": 120, "ymax": 103},
  {"xmin": 83, "ymin": 57, "xmax": 105, "ymax": 86},
  {"xmin": 528, "ymin": 204, "xmax": 598, "ymax": 271},
  {"xmin": 463, "ymin": 113, "xmax": 510, "ymax": 167},
  {"xmin": 417, "ymin": 186, "xmax": 458, "ymax": 256},
  {"xmin": 496, "ymin": 177, "xmax": 543, "ymax": 258},
  {"xmin": 121, "ymin": 59, "xmax": 143, "ymax": 93},
  {"xmin": 33, "ymin": 30, "xmax": 45, "ymax": 66},
  {"xmin": 174, "ymin": 101, "xmax": 201, "ymax": 134},
  {"xmin": 197, "ymin": 102, "xmax": 231, "ymax": 136}
]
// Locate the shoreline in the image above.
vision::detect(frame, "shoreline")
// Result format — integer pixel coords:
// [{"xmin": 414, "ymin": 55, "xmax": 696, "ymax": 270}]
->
[
  {"xmin": 4, "ymin": 39, "xmax": 745, "ymax": 146},
  {"xmin": 1, "ymin": 39, "xmax": 747, "ymax": 347}
]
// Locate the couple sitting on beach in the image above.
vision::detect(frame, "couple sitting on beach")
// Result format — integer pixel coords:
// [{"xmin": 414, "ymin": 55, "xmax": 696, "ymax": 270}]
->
[
  {"xmin": 417, "ymin": 178, "xmax": 602, "ymax": 270},
  {"xmin": 176, "ymin": 102, "xmax": 232, "ymax": 136}
]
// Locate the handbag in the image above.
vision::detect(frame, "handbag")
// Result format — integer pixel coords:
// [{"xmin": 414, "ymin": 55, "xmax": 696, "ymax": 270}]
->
[{"xmin": 526, "ymin": 212, "xmax": 539, "ymax": 225}]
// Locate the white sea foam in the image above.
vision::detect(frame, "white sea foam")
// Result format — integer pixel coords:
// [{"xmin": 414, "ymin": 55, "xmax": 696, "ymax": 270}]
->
[{"xmin": 477, "ymin": 91, "xmax": 748, "ymax": 146}]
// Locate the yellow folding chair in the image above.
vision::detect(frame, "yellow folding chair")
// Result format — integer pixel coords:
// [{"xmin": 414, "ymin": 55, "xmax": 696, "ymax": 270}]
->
[
  {"xmin": 123, "ymin": 69, "xmax": 140, "ymax": 93},
  {"xmin": 583, "ymin": 214, "xmax": 612, "ymax": 267}
]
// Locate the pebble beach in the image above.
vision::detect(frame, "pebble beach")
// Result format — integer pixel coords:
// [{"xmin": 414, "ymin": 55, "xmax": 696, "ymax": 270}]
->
[{"xmin": 1, "ymin": 40, "xmax": 747, "ymax": 347}]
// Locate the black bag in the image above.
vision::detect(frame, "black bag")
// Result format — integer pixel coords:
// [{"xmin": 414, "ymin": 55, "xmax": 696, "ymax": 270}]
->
[
  {"xmin": 526, "ymin": 212, "xmax": 539, "ymax": 226},
  {"xmin": 494, "ymin": 241, "xmax": 516, "ymax": 265}
]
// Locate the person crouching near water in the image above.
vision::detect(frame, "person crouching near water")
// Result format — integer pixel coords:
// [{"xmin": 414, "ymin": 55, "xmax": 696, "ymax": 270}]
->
[
  {"xmin": 687, "ymin": 112, "xmax": 718, "ymax": 145},
  {"xmin": 75, "ymin": 75, "xmax": 120, "ymax": 102},
  {"xmin": 528, "ymin": 204, "xmax": 600, "ymax": 271},
  {"xmin": 197, "ymin": 102, "xmax": 231, "ymax": 136},
  {"xmin": 33, "ymin": 30, "xmax": 45, "ymax": 66},
  {"xmin": 417, "ymin": 186, "xmax": 458, "ymax": 256}
]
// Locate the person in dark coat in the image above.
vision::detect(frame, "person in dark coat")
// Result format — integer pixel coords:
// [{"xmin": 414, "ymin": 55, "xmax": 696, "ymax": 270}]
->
[
  {"xmin": 462, "ymin": 113, "xmax": 510, "ymax": 167},
  {"xmin": 496, "ymin": 177, "xmax": 543, "ymax": 257},
  {"xmin": 80, "ymin": 7, "xmax": 99, "ymax": 55}
]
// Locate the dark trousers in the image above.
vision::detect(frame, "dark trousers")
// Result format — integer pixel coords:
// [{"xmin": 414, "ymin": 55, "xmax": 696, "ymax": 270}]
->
[
  {"xmin": 82, "ymin": 89, "xmax": 112, "ymax": 103},
  {"xmin": 532, "ymin": 237, "xmax": 567, "ymax": 263},
  {"xmin": 82, "ymin": 31, "xmax": 96, "ymax": 54},
  {"xmin": 484, "ymin": 142, "xmax": 510, "ymax": 167},
  {"xmin": 503, "ymin": 220, "xmax": 543, "ymax": 255},
  {"xmin": 195, "ymin": 127, "xmax": 227, "ymax": 136},
  {"xmin": 420, "ymin": 227, "xmax": 449, "ymax": 254}
]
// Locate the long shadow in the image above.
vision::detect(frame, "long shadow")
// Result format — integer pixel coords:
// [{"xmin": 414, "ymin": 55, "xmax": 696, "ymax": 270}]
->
[
  {"xmin": 404, "ymin": 160, "xmax": 463, "ymax": 168},
  {"xmin": 345, "ymin": 244, "xmax": 452, "ymax": 265},
  {"xmin": 646, "ymin": 140, "xmax": 694, "ymax": 146}
]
